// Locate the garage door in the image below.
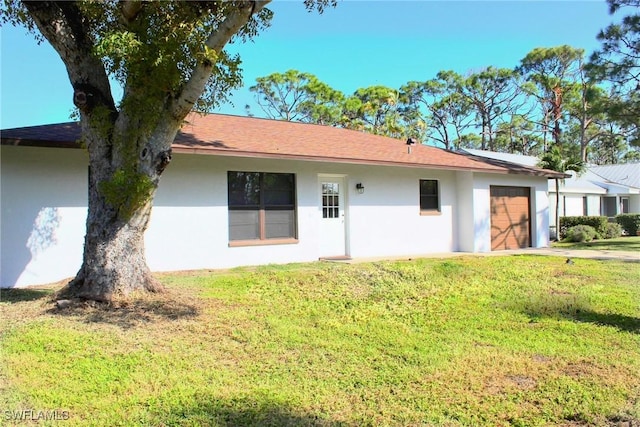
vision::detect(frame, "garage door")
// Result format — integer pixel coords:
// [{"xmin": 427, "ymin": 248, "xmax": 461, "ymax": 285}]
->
[{"xmin": 490, "ymin": 186, "xmax": 531, "ymax": 250}]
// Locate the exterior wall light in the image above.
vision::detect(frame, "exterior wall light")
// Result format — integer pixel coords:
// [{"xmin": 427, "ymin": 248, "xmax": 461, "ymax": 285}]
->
[{"xmin": 356, "ymin": 183, "xmax": 365, "ymax": 194}]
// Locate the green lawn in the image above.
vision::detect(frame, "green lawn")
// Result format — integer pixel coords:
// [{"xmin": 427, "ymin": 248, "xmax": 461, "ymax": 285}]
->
[
  {"xmin": 552, "ymin": 235, "xmax": 640, "ymax": 252},
  {"xmin": 1, "ymin": 256, "xmax": 639, "ymax": 426}
]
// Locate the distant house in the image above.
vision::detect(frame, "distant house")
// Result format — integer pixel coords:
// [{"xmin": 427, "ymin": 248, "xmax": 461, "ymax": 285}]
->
[
  {"xmin": 1, "ymin": 114, "xmax": 564, "ymax": 288},
  {"xmin": 588, "ymin": 163, "xmax": 640, "ymax": 218},
  {"xmin": 462, "ymin": 149, "xmax": 640, "ymax": 232}
]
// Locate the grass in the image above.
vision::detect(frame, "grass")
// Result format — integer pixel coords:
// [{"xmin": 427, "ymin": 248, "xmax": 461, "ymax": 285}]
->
[
  {"xmin": 1, "ymin": 255, "xmax": 639, "ymax": 426},
  {"xmin": 552, "ymin": 235, "xmax": 640, "ymax": 252}
]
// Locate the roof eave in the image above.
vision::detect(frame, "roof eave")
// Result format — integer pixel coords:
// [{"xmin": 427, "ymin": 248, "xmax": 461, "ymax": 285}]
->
[
  {"xmin": 171, "ymin": 146, "xmax": 559, "ymax": 177},
  {"xmin": 1, "ymin": 138, "xmax": 83, "ymax": 149},
  {"xmin": 2, "ymin": 134, "xmax": 565, "ymax": 178},
  {"xmin": 545, "ymin": 171, "xmax": 572, "ymax": 179}
]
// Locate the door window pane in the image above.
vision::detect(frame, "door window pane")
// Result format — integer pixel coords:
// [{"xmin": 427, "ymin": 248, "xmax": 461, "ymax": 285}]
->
[{"xmin": 322, "ymin": 183, "xmax": 340, "ymax": 219}]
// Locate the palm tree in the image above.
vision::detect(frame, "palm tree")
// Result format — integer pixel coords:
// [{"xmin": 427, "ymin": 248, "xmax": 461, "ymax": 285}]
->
[{"xmin": 539, "ymin": 145, "xmax": 584, "ymax": 240}]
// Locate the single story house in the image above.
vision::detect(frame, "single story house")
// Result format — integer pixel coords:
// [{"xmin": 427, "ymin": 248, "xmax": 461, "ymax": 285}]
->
[
  {"xmin": 1, "ymin": 113, "xmax": 564, "ymax": 288},
  {"xmin": 462, "ymin": 149, "xmax": 640, "ymax": 233}
]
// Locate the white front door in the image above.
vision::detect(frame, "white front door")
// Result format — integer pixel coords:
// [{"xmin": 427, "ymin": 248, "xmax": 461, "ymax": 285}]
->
[{"xmin": 319, "ymin": 176, "xmax": 347, "ymax": 257}]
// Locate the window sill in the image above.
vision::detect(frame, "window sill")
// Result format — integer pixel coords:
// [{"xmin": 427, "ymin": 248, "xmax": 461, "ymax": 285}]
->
[
  {"xmin": 229, "ymin": 238, "xmax": 299, "ymax": 247},
  {"xmin": 420, "ymin": 210, "xmax": 441, "ymax": 216}
]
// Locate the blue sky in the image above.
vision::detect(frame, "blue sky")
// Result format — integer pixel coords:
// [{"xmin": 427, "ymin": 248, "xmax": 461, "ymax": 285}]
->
[{"xmin": 1, "ymin": 1, "xmax": 614, "ymax": 129}]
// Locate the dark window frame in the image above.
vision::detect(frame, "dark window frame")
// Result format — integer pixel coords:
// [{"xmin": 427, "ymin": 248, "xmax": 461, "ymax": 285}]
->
[
  {"xmin": 419, "ymin": 179, "xmax": 440, "ymax": 214},
  {"xmin": 227, "ymin": 171, "xmax": 298, "ymax": 245}
]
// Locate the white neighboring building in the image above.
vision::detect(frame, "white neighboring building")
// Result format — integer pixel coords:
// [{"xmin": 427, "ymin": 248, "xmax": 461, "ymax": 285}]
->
[
  {"xmin": 1, "ymin": 114, "xmax": 563, "ymax": 288},
  {"xmin": 547, "ymin": 169, "xmax": 609, "ymax": 235},
  {"xmin": 589, "ymin": 163, "xmax": 640, "ymax": 218}
]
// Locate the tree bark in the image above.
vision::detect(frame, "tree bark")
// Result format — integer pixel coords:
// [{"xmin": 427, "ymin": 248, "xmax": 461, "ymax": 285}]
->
[
  {"xmin": 486, "ymin": 115, "xmax": 495, "ymax": 151},
  {"xmin": 480, "ymin": 117, "xmax": 487, "ymax": 150},
  {"xmin": 552, "ymin": 86, "xmax": 563, "ymax": 147},
  {"xmin": 554, "ymin": 178, "xmax": 560, "ymax": 241},
  {"xmin": 64, "ymin": 193, "xmax": 160, "ymax": 301}
]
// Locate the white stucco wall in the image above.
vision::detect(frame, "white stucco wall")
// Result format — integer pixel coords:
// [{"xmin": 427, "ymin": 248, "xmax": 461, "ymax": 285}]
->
[
  {"xmin": 1, "ymin": 146, "xmax": 551, "ymax": 288},
  {"xmin": 146, "ymin": 155, "xmax": 459, "ymax": 271},
  {"xmin": 347, "ymin": 166, "xmax": 457, "ymax": 258},
  {"xmin": 1, "ymin": 146, "xmax": 87, "ymax": 287},
  {"xmin": 564, "ymin": 195, "xmax": 585, "ymax": 217},
  {"xmin": 629, "ymin": 195, "xmax": 640, "ymax": 214},
  {"xmin": 455, "ymin": 171, "xmax": 475, "ymax": 253}
]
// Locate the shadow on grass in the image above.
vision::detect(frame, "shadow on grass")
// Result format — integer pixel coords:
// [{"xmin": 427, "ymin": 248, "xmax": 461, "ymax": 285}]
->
[
  {"xmin": 519, "ymin": 292, "xmax": 640, "ymax": 334},
  {"xmin": 46, "ymin": 292, "xmax": 200, "ymax": 330},
  {"xmin": 164, "ymin": 396, "xmax": 345, "ymax": 427},
  {"xmin": 0, "ymin": 288, "xmax": 54, "ymax": 304},
  {"xmin": 572, "ymin": 311, "xmax": 640, "ymax": 334}
]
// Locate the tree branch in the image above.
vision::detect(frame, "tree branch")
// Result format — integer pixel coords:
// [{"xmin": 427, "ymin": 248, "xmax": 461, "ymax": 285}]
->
[
  {"xmin": 170, "ymin": 1, "xmax": 271, "ymax": 120},
  {"xmin": 120, "ymin": 0, "xmax": 143, "ymax": 25},
  {"xmin": 22, "ymin": 1, "xmax": 116, "ymax": 115}
]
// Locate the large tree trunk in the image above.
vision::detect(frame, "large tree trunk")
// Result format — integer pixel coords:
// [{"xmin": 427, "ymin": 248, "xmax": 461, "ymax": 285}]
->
[
  {"xmin": 554, "ymin": 178, "xmax": 561, "ymax": 241},
  {"xmin": 480, "ymin": 117, "xmax": 488, "ymax": 150},
  {"xmin": 60, "ymin": 118, "xmax": 176, "ymax": 302},
  {"xmin": 62, "ymin": 180, "xmax": 160, "ymax": 301},
  {"xmin": 579, "ymin": 115, "xmax": 593, "ymax": 163},
  {"xmin": 487, "ymin": 116, "xmax": 494, "ymax": 151},
  {"xmin": 65, "ymin": 212, "xmax": 160, "ymax": 301},
  {"xmin": 552, "ymin": 86, "xmax": 563, "ymax": 148}
]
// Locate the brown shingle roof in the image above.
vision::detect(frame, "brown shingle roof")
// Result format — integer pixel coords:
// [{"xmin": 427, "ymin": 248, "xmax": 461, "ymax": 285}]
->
[
  {"xmin": 1, "ymin": 113, "xmax": 566, "ymax": 178},
  {"xmin": 1, "ymin": 122, "xmax": 83, "ymax": 148}
]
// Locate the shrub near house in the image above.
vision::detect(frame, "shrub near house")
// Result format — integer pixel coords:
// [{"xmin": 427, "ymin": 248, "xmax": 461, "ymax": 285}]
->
[
  {"xmin": 560, "ymin": 216, "xmax": 625, "ymax": 241},
  {"xmin": 616, "ymin": 214, "xmax": 640, "ymax": 236},
  {"xmin": 559, "ymin": 216, "xmax": 609, "ymax": 240},
  {"xmin": 603, "ymin": 222, "xmax": 623, "ymax": 239},
  {"xmin": 564, "ymin": 225, "xmax": 599, "ymax": 243}
]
